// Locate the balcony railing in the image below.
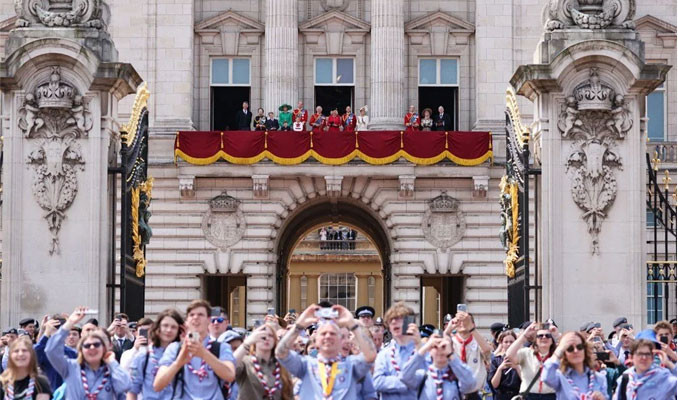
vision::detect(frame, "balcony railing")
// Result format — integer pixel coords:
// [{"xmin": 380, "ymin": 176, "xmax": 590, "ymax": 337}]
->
[
  {"xmin": 647, "ymin": 141, "xmax": 677, "ymax": 163},
  {"xmin": 293, "ymin": 239, "xmax": 378, "ymax": 255}
]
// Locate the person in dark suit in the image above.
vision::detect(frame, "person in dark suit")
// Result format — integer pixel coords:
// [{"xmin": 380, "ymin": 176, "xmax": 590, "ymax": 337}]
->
[
  {"xmin": 235, "ymin": 101, "xmax": 252, "ymax": 131},
  {"xmin": 108, "ymin": 313, "xmax": 134, "ymax": 361},
  {"xmin": 434, "ymin": 105, "xmax": 452, "ymax": 131}
]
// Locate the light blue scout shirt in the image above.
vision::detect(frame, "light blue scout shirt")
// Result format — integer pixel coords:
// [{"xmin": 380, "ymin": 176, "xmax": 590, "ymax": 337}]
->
[
  {"xmin": 400, "ymin": 353, "xmax": 475, "ymax": 400},
  {"xmin": 542, "ymin": 356, "xmax": 608, "ymax": 400},
  {"xmin": 129, "ymin": 345, "xmax": 173, "ymax": 399},
  {"xmin": 46, "ymin": 327, "xmax": 131, "ymax": 399},
  {"xmin": 279, "ymin": 350, "xmax": 372, "ymax": 400},
  {"xmin": 158, "ymin": 337, "xmax": 235, "ymax": 400},
  {"xmin": 373, "ymin": 340, "xmax": 425, "ymax": 400},
  {"xmin": 612, "ymin": 366, "xmax": 677, "ymax": 400}
]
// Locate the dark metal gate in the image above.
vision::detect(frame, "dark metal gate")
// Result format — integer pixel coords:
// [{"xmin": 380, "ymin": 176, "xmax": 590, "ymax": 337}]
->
[
  {"xmin": 112, "ymin": 84, "xmax": 152, "ymax": 321},
  {"xmin": 502, "ymin": 89, "xmax": 540, "ymax": 327},
  {"xmin": 646, "ymin": 152, "xmax": 676, "ymax": 323}
]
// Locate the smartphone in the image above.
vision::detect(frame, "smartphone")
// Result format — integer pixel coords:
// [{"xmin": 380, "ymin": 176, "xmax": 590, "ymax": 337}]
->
[
  {"xmin": 288, "ymin": 309, "xmax": 296, "ymax": 314},
  {"xmin": 543, "ymin": 322, "xmax": 551, "ymax": 330},
  {"xmin": 83, "ymin": 309, "xmax": 99, "ymax": 315},
  {"xmin": 401, "ymin": 315, "xmax": 412, "ymax": 335},
  {"xmin": 253, "ymin": 319, "xmax": 264, "ymax": 328},
  {"xmin": 139, "ymin": 327, "xmax": 149, "ymax": 339},
  {"xmin": 267, "ymin": 307, "xmax": 276, "ymax": 316},
  {"xmin": 660, "ymin": 336, "xmax": 670, "ymax": 344},
  {"xmin": 457, "ymin": 304, "xmax": 468, "ymax": 313},
  {"xmin": 433, "ymin": 329, "xmax": 444, "ymax": 337},
  {"xmin": 55, "ymin": 318, "xmax": 66, "ymax": 329},
  {"xmin": 592, "ymin": 336, "xmax": 602, "ymax": 343},
  {"xmin": 595, "ymin": 351, "xmax": 610, "ymax": 361},
  {"xmin": 443, "ymin": 314, "xmax": 452, "ymax": 323},
  {"xmin": 17, "ymin": 329, "xmax": 28, "ymax": 337}
]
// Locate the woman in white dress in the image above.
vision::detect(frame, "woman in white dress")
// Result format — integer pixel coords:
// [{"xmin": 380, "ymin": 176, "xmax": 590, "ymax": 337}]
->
[{"xmin": 356, "ymin": 106, "xmax": 369, "ymax": 131}]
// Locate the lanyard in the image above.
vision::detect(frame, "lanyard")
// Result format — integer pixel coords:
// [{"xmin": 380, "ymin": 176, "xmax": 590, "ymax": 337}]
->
[{"xmin": 317, "ymin": 361, "xmax": 339, "ymax": 398}]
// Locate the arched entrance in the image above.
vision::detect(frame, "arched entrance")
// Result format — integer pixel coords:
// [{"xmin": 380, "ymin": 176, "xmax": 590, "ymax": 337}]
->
[{"xmin": 275, "ymin": 200, "xmax": 392, "ymax": 314}]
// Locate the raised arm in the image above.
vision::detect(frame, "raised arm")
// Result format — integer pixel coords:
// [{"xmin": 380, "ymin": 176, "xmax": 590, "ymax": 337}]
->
[
  {"xmin": 46, "ymin": 307, "xmax": 87, "ymax": 379},
  {"xmin": 334, "ymin": 305, "xmax": 376, "ymax": 363},
  {"xmin": 507, "ymin": 322, "xmax": 538, "ymax": 363},
  {"xmin": 276, "ymin": 304, "xmax": 319, "ymax": 361},
  {"xmin": 154, "ymin": 342, "xmax": 189, "ymax": 392},
  {"xmin": 186, "ymin": 339, "xmax": 235, "ymax": 382}
]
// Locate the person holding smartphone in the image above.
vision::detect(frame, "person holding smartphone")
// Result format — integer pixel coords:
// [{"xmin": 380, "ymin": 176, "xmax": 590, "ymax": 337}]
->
[
  {"xmin": 154, "ymin": 300, "xmax": 236, "ymax": 399},
  {"xmin": 443, "ymin": 306, "xmax": 493, "ymax": 400},
  {"xmin": 127, "ymin": 309, "xmax": 184, "ymax": 400},
  {"xmin": 45, "ymin": 307, "xmax": 131, "ymax": 399},
  {"xmin": 120, "ymin": 318, "xmax": 153, "ymax": 373},
  {"xmin": 400, "ymin": 334, "xmax": 476, "ymax": 399},
  {"xmin": 612, "ymin": 339, "xmax": 677, "ymax": 399},
  {"xmin": 542, "ymin": 332, "xmax": 608, "ymax": 400},
  {"xmin": 653, "ymin": 320, "xmax": 677, "ymax": 363},
  {"xmin": 373, "ymin": 301, "xmax": 425, "ymax": 399},
  {"xmin": 275, "ymin": 303, "xmax": 377, "ymax": 399},
  {"xmin": 489, "ymin": 330, "xmax": 522, "ymax": 399},
  {"xmin": 505, "ymin": 322, "xmax": 557, "ymax": 400}
]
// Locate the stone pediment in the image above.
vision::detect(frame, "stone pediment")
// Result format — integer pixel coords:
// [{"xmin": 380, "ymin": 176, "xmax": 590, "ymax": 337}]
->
[
  {"xmin": 405, "ymin": 11, "xmax": 474, "ymax": 52},
  {"xmin": 634, "ymin": 15, "xmax": 676, "ymax": 48},
  {"xmin": 405, "ymin": 11, "xmax": 475, "ymax": 34},
  {"xmin": 195, "ymin": 10, "xmax": 264, "ymax": 54},
  {"xmin": 299, "ymin": 10, "xmax": 370, "ymax": 33}
]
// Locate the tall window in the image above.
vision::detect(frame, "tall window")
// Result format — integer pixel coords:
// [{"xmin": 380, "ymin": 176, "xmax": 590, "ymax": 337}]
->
[
  {"xmin": 314, "ymin": 58, "xmax": 355, "ymax": 115},
  {"xmin": 367, "ymin": 276, "xmax": 376, "ymax": 308},
  {"xmin": 319, "ymin": 273, "xmax": 356, "ymax": 310},
  {"xmin": 647, "ymin": 83, "xmax": 666, "ymax": 141},
  {"xmin": 300, "ymin": 276, "xmax": 308, "ymax": 310},
  {"xmin": 647, "ymin": 283, "xmax": 664, "ymax": 324},
  {"xmin": 418, "ymin": 58, "xmax": 459, "ymax": 129},
  {"xmin": 210, "ymin": 58, "xmax": 251, "ymax": 130}
]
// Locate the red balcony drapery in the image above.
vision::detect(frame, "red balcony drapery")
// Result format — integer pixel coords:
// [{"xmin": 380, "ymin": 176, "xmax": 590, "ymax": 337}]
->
[{"xmin": 174, "ymin": 130, "xmax": 492, "ymax": 166}]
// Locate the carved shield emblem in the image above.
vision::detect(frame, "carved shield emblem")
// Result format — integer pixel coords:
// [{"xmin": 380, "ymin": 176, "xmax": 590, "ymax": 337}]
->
[
  {"xmin": 201, "ymin": 192, "xmax": 245, "ymax": 250},
  {"xmin": 422, "ymin": 193, "xmax": 466, "ymax": 249}
]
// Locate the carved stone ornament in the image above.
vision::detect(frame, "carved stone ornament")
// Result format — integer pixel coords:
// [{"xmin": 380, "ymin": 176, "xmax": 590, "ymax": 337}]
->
[
  {"xmin": 422, "ymin": 192, "xmax": 466, "ymax": 250},
  {"xmin": 14, "ymin": 0, "xmax": 104, "ymax": 28},
  {"xmin": 558, "ymin": 68, "xmax": 631, "ymax": 254},
  {"xmin": 201, "ymin": 192, "xmax": 246, "ymax": 251},
  {"xmin": 20, "ymin": 66, "xmax": 92, "ymax": 255},
  {"xmin": 542, "ymin": 0, "xmax": 636, "ymax": 31},
  {"xmin": 320, "ymin": 0, "xmax": 349, "ymax": 12}
]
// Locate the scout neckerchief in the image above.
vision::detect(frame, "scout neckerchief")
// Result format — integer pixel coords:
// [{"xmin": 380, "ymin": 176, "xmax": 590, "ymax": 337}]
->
[
  {"xmin": 148, "ymin": 346, "xmax": 161, "ymax": 377},
  {"xmin": 454, "ymin": 334, "xmax": 473, "ymax": 363},
  {"xmin": 251, "ymin": 355, "xmax": 282, "ymax": 399},
  {"xmin": 428, "ymin": 365, "xmax": 452, "ymax": 400},
  {"xmin": 317, "ymin": 356, "xmax": 340, "ymax": 399},
  {"xmin": 565, "ymin": 369, "xmax": 594, "ymax": 400},
  {"xmin": 390, "ymin": 342, "xmax": 415, "ymax": 372},
  {"xmin": 186, "ymin": 341, "xmax": 212, "ymax": 381},
  {"xmin": 627, "ymin": 367, "xmax": 658, "ymax": 399},
  {"xmin": 534, "ymin": 350, "xmax": 551, "ymax": 393},
  {"xmin": 81, "ymin": 364, "xmax": 110, "ymax": 400},
  {"xmin": 5, "ymin": 377, "xmax": 35, "ymax": 400}
]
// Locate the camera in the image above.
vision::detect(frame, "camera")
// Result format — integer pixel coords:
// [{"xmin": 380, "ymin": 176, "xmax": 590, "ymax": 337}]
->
[
  {"xmin": 443, "ymin": 314, "xmax": 452, "ymax": 323},
  {"xmin": 187, "ymin": 332, "xmax": 200, "ymax": 342},
  {"xmin": 253, "ymin": 319, "xmax": 264, "ymax": 328},
  {"xmin": 660, "ymin": 336, "xmax": 670, "ymax": 344},
  {"xmin": 267, "ymin": 308, "xmax": 276, "ymax": 316},
  {"xmin": 315, "ymin": 307, "xmax": 338, "ymax": 320}
]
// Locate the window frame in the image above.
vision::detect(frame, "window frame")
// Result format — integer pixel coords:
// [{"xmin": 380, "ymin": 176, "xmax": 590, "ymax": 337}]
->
[
  {"xmin": 418, "ymin": 58, "xmax": 460, "ymax": 87},
  {"xmin": 646, "ymin": 82, "xmax": 667, "ymax": 141},
  {"xmin": 210, "ymin": 57, "xmax": 251, "ymax": 87},
  {"xmin": 314, "ymin": 57, "xmax": 356, "ymax": 86},
  {"xmin": 318, "ymin": 272, "xmax": 357, "ymax": 310}
]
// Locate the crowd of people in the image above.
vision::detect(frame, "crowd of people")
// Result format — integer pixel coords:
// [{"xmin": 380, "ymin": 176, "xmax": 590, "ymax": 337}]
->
[
  {"xmin": 318, "ymin": 226, "xmax": 358, "ymax": 250},
  {"xmin": 0, "ymin": 300, "xmax": 676, "ymax": 399},
  {"xmin": 233, "ymin": 101, "xmax": 455, "ymax": 132}
]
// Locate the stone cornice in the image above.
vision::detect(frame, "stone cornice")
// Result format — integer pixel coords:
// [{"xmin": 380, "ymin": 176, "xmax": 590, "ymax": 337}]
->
[
  {"xmin": 405, "ymin": 11, "xmax": 475, "ymax": 33},
  {"xmin": 299, "ymin": 10, "xmax": 370, "ymax": 33},
  {"xmin": 195, "ymin": 10, "xmax": 264, "ymax": 32},
  {"xmin": 634, "ymin": 15, "xmax": 677, "ymax": 48}
]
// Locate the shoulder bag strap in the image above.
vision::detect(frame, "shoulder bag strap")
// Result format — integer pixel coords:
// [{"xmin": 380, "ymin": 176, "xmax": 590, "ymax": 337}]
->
[{"xmin": 520, "ymin": 366, "xmax": 543, "ymax": 395}]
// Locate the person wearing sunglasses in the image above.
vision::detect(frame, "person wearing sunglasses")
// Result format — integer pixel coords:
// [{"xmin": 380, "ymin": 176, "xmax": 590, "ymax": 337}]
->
[
  {"xmin": 400, "ymin": 334, "xmax": 475, "ymax": 399},
  {"xmin": 46, "ymin": 307, "xmax": 131, "ymax": 399},
  {"xmin": 506, "ymin": 322, "xmax": 557, "ymax": 399},
  {"xmin": 542, "ymin": 331, "xmax": 608, "ymax": 400},
  {"xmin": 612, "ymin": 338, "xmax": 677, "ymax": 399},
  {"xmin": 127, "ymin": 308, "xmax": 184, "ymax": 400},
  {"xmin": 209, "ymin": 307, "xmax": 230, "ymax": 343}
]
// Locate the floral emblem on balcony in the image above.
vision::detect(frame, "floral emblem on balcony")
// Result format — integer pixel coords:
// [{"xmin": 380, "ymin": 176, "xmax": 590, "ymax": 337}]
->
[
  {"xmin": 422, "ymin": 192, "xmax": 466, "ymax": 250},
  {"xmin": 201, "ymin": 192, "xmax": 246, "ymax": 250}
]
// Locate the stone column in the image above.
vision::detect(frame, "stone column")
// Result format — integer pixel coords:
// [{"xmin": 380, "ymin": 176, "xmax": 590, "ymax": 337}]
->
[
  {"xmin": 375, "ymin": 275, "xmax": 384, "ymax": 317},
  {"xmin": 356, "ymin": 274, "xmax": 369, "ymax": 307},
  {"xmin": 422, "ymin": 287, "xmax": 439, "ymax": 326},
  {"xmin": 1, "ymin": 1, "xmax": 140, "ymax": 325},
  {"xmin": 264, "ymin": 0, "xmax": 298, "ymax": 113},
  {"xmin": 307, "ymin": 274, "xmax": 320, "ymax": 305},
  {"xmin": 511, "ymin": 0, "xmax": 669, "ymax": 330},
  {"xmin": 370, "ymin": 0, "xmax": 405, "ymax": 130},
  {"xmin": 288, "ymin": 274, "xmax": 302, "ymax": 312}
]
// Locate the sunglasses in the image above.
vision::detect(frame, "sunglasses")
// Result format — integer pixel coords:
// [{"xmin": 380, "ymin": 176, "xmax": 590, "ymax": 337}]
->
[
  {"xmin": 536, "ymin": 334, "xmax": 552, "ymax": 339},
  {"xmin": 565, "ymin": 343, "xmax": 585, "ymax": 353},
  {"xmin": 82, "ymin": 342, "xmax": 103, "ymax": 350},
  {"xmin": 211, "ymin": 317, "xmax": 225, "ymax": 324}
]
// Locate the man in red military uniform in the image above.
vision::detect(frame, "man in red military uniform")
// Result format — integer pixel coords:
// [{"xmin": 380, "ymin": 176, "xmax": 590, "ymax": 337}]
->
[
  {"xmin": 309, "ymin": 105, "xmax": 325, "ymax": 133},
  {"xmin": 293, "ymin": 101, "xmax": 309, "ymax": 128},
  {"xmin": 342, "ymin": 106, "xmax": 356, "ymax": 133},
  {"xmin": 404, "ymin": 105, "xmax": 420, "ymax": 132},
  {"xmin": 326, "ymin": 107, "xmax": 343, "ymax": 133}
]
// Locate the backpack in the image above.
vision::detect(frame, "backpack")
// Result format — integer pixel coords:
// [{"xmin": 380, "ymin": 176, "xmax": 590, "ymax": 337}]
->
[{"xmin": 172, "ymin": 341, "xmax": 230, "ymax": 399}]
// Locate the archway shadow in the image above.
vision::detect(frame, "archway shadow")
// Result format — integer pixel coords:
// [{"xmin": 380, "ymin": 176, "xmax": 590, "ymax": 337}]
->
[{"xmin": 274, "ymin": 199, "xmax": 392, "ymax": 312}]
